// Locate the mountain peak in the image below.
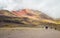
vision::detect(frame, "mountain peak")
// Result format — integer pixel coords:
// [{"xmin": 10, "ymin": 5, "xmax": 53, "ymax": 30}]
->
[{"xmin": 12, "ymin": 9, "xmax": 35, "ymax": 17}]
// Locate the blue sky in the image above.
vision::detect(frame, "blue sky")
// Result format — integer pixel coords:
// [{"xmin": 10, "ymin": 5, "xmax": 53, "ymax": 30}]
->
[{"xmin": 0, "ymin": 0, "xmax": 60, "ymax": 18}]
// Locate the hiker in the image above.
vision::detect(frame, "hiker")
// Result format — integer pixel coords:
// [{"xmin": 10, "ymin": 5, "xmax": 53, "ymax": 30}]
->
[
  {"xmin": 45, "ymin": 26, "xmax": 48, "ymax": 29},
  {"xmin": 55, "ymin": 28, "xmax": 57, "ymax": 30}
]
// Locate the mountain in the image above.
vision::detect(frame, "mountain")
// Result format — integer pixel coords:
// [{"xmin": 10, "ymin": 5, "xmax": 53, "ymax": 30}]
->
[{"xmin": 0, "ymin": 9, "xmax": 57, "ymax": 27}]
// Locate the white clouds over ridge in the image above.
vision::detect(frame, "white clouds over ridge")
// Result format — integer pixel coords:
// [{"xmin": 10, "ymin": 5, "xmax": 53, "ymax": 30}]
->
[{"xmin": 0, "ymin": 0, "xmax": 60, "ymax": 18}]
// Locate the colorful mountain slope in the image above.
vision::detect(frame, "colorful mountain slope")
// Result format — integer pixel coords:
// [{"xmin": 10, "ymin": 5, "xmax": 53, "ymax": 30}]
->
[{"xmin": 0, "ymin": 9, "xmax": 58, "ymax": 27}]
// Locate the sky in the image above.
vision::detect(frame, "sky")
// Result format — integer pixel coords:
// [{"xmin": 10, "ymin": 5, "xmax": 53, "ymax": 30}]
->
[{"xmin": 0, "ymin": 0, "xmax": 60, "ymax": 18}]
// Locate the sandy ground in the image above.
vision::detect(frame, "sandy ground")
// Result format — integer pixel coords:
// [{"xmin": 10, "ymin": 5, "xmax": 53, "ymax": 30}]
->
[{"xmin": 0, "ymin": 27, "xmax": 60, "ymax": 38}]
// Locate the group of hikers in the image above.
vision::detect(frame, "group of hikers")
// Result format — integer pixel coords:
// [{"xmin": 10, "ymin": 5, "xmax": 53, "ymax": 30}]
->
[{"xmin": 45, "ymin": 26, "xmax": 57, "ymax": 30}]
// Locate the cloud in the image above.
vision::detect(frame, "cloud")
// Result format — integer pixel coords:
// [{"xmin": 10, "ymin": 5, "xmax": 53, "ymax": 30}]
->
[{"xmin": 0, "ymin": 0, "xmax": 60, "ymax": 18}]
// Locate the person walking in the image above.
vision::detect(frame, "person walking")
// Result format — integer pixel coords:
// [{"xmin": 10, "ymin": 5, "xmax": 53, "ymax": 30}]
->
[{"xmin": 45, "ymin": 26, "xmax": 48, "ymax": 29}]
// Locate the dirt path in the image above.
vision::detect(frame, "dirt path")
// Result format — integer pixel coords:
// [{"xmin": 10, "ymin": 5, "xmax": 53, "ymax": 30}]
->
[{"xmin": 0, "ymin": 28, "xmax": 60, "ymax": 38}]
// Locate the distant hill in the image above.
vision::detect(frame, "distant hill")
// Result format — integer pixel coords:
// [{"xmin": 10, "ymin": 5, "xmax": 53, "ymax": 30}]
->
[{"xmin": 0, "ymin": 9, "xmax": 58, "ymax": 27}]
